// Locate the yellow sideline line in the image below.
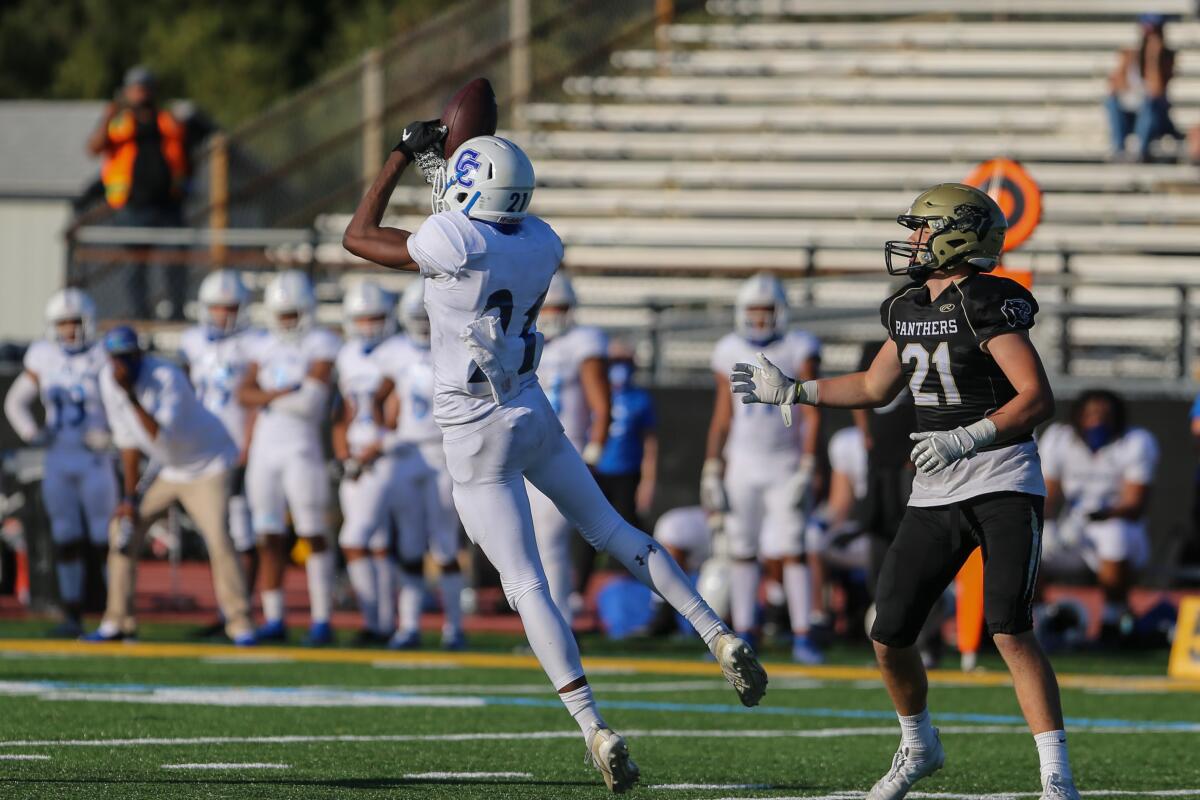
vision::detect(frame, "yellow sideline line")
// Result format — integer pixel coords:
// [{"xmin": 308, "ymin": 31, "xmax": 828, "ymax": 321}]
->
[{"xmin": 2, "ymin": 638, "xmax": 1199, "ymax": 694}]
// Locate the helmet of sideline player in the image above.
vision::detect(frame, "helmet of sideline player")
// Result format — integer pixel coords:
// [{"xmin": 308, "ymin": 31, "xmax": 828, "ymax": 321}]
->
[
  {"xmin": 264, "ymin": 270, "xmax": 316, "ymax": 341},
  {"xmin": 44, "ymin": 288, "xmax": 96, "ymax": 353},
  {"xmin": 197, "ymin": 269, "xmax": 248, "ymax": 339},
  {"xmin": 539, "ymin": 271, "xmax": 576, "ymax": 341},
  {"xmin": 885, "ymin": 183, "xmax": 1007, "ymax": 280},
  {"xmin": 398, "ymin": 280, "xmax": 430, "ymax": 348},
  {"xmin": 433, "ymin": 135, "xmax": 535, "ymax": 226},
  {"xmin": 343, "ymin": 280, "xmax": 392, "ymax": 350},
  {"xmin": 735, "ymin": 273, "xmax": 788, "ymax": 345}
]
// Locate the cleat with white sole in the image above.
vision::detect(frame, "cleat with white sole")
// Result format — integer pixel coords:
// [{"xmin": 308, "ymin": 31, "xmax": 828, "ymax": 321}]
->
[
  {"xmin": 713, "ymin": 632, "xmax": 768, "ymax": 707},
  {"xmin": 1040, "ymin": 773, "xmax": 1081, "ymax": 800},
  {"xmin": 586, "ymin": 725, "xmax": 639, "ymax": 793},
  {"xmin": 867, "ymin": 731, "xmax": 945, "ymax": 800}
]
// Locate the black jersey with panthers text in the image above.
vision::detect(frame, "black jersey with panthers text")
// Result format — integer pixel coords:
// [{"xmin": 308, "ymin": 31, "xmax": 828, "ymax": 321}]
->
[{"xmin": 879, "ymin": 273, "xmax": 1038, "ymax": 448}]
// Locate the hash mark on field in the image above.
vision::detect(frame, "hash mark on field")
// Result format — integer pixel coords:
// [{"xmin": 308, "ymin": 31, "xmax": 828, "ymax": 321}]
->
[
  {"xmin": 0, "ymin": 754, "xmax": 50, "ymax": 760},
  {"xmin": 161, "ymin": 762, "xmax": 290, "ymax": 770},
  {"xmin": 650, "ymin": 783, "xmax": 772, "ymax": 790},
  {"xmin": 404, "ymin": 771, "xmax": 532, "ymax": 779}
]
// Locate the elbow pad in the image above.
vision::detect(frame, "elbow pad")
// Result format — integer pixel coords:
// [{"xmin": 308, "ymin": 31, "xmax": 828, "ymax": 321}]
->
[
  {"xmin": 271, "ymin": 378, "xmax": 330, "ymax": 421},
  {"xmin": 4, "ymin": 372, "xmax": 41, "ymax": 443}
]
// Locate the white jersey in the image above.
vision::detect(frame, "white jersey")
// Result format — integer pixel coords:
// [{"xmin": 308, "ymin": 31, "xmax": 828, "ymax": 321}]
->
[
  {"xmin": 377, "ymin": 336, "xmax": 442, "ymax": 447},
  {"xmin": 247, "ymin": 327, "xmax": 341, "ymax": 448},
  {"xmin": 538, "ymin": 326, "xmax": 607, "ymax": 448},
  {"xmin": 828, "ymin": 426, "xmax": 868, "ymax": 500},
  {"xmin": 1040, "ymin": 422, "xmax": 1159, "ymax": 515},
  {"xmin": 100, "ymin": 354, "xmax": 237, "ymax": 481},
  {"xmin": 22, "ymin": 340, "xmax": 109, "ymax": 454},
  {"xmin": 407, "ymin": 210, "xmax": 564, "ymax": 428},
  {"xmin": 178, "ymin": 326, "xmax": 262, "ymax": 450},
  {"xmin": 710, "ymin": 330, "xmax": 820, "ymax": 473},
  {"xmin": 335, "ymin": 338, "xmax": 389, "ymax": 459}
]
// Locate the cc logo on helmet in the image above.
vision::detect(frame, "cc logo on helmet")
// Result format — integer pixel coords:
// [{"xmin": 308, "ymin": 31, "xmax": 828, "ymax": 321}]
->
[{"xmin": 451, "ymin": 148, "xmax": 482, "ymax": 188}]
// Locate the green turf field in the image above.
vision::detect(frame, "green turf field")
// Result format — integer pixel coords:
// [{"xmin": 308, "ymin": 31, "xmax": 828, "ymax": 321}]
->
[{"xmin": 0, "ymin": 621, "xmax": 1197, "ymax": 799}]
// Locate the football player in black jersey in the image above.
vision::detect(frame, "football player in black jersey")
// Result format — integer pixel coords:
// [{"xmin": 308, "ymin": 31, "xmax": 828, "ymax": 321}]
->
[{"xmin": 731, "ymin": 184, "xmax": 1078, "ymax": 800}]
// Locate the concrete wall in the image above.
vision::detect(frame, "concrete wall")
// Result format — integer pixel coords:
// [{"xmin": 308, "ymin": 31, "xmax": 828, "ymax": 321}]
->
[{"xmin": 0, "ymin": 198, "xmax": 69, "ymax": 343}]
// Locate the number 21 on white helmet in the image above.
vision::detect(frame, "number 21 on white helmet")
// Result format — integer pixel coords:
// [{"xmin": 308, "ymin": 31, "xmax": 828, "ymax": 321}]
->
[
  {"xmin": 433, "ymin": 135, "xmax": 536, "ymax": 226},
  {"xmin": 264, "ymin": 270, "xmax": 316, "ymax": 340},
  {"xmin": 735, "ymin": 272, "xmax": 789, "ymax": 346}
]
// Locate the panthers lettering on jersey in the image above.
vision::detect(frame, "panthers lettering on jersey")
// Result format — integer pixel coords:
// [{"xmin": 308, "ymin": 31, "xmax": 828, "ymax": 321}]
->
[
  {"xmin": 537, "ymin": 326, "xmax": 607, "ymax": 449},
  {"xmin": 408, "ymin": 210, "xmax": 564, "ymax": 427},
  {"xmin": 23, "ymin": 340, "xmax": 109, "ymax": 453},
  {"xmin": 179, "ymin": 327, "xmax": 262, "ymax": 449},
  {"xmin": 881, "ymin": 273, "xmax": 1038, "ymax": 448}
]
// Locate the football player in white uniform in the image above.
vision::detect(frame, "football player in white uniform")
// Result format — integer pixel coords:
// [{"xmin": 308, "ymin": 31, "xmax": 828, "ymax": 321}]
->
[
  {"xmin": 5, "ymin": 289, "xmax": 115, "ymax": 636},
  {"xmin": 179, "ymin": 270, "xmax": 261, "ymax": 629},
  {"xmin": 343, "ymin": 123, "xmax": 766, "ymax": 792},
  {"xmin": 376, "ymin": 280, "xmax": 467, "ymax": 650},
  {"xmin": 333, "ymin": 280, "xmax": 398, "ymax": 644},
  {"xmin": 1039, "ymin": 390, "xmax": 1158, "ymax": 640},
  {"xmin": 703, "ymin": 273, "xmax": 823, "ymax": 664},
  {"xmin": 238, "ymin": 270, "xmax": 341, "ymax": 645},
  {"xmin": 527, "ymin": 271, "xmax": 609, "ymax": 626}
]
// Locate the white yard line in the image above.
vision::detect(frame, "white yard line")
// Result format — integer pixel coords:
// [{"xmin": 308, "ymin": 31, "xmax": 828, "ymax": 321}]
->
[
  {"xmin": 711, "ymin": 792, "xmax": 1200, "ymax": 800},
  {"xmin": 403, "ymin": 771, "xmax": 531, "ymax": 779},
  {"xmin": 650, "ymin": 783, "xmax": 772, "ymax": 790},
  {"xmin": 0, "ymin": 754, "xmax": 50, "ymax": 760},
  {"xmin": 161, "ymin": 762, "xmax": 290, "ymax": 770}
]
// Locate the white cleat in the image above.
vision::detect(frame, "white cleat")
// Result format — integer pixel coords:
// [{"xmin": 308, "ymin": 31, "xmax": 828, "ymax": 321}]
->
[
  {"xmin": 714, "ymin": 632, "xmax": 768, "ymax": 707},
  {"xmin": 1040, "ymin": 773, "xmax": 1081, "ymax": 800},
  {"xmin": 866, "ymin": 731, "xmax": 945, "ymax": 800},
  {"xmin": 586, "ymin": 725, "xmax": 640, "ymax": 794}
]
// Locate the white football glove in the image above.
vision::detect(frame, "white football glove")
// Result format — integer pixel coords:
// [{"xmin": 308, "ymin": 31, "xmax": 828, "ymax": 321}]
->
[
  {"xmin": 699, "ymin": 457, "xmax": 728, "ymax": 513},
  {"xmin": 581, "ymin": 441, "xmax": 604, "ymax": 467},
  {"xmin": 909, "ymin": 418, "xmax": 997, "ymax": 476},
  {"xmin": 729, "ymin": 353, "xmax": 817, "ymax": 427}
]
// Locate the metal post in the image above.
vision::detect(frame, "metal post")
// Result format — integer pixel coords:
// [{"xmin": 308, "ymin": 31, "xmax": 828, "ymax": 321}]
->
[
  {"xmin": 1179, "ymin": 285, "xmax": 1193, "ymax": 380},
  {"xmin": 361, "ymin": 48, "xmax": 385, "ymax": 191},
  {"xmin": 655, "ymin": 0, "xmax": 675, "ymax": 51},
  {"xmin": 209, "ymin": 133, "xmax": 229, "ymax": 267},
  {"xmin": 649, "ymin": 303, "xmax": 665, "ymax": 385},
  {"xmin": 804, "ymin": 244, "xmax": 817, "ymax": 306},
  {"xmin": 510, "ymin": 0, "xmax": 532, "ymax": 130},
  {"xmin": 1059, "ymin": 250, "xmax": 1072, "ymax": 376}
]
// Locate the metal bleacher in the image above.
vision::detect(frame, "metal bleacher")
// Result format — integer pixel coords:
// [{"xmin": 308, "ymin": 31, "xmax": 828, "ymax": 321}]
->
[{"xmin": 317, "ymin": 2, "xmax": 1200, "ymax": 388}]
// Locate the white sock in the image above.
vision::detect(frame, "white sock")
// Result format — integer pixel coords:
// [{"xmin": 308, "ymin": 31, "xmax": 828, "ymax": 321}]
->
[
  {"xmin": 261, "ymin": 588, "xmax": 285, "ymax": 623},
  {"xmin": 560, "ymin": 683, "xmax": 605, "ymax": 739},
  {"xmin": 56, "ymin": 559, "xmax": 84, "ymax": 605},
  {"xmin": 305, "ymin": 549, "xmax": 334, "ymax": 624},
  {"xmin": 440, "ymin": 570, "xmax": 465, "ymax": 635},
  {"xmin": 729, "ymin": 560, "xmax": 761, "ymax": 634},
  {"xmin": 783, "ymin": 562, "xmax": 812, "ymax": 636},
  {"xmin": 346, "ymin": 558, "xmax": 379, "ymax": 633},
  {"xmin": 373, "ymin": 556, "xmax": 396, "ymax": 634},
  {"xmin": 898, "ymin": 708, "xmax": 938, "ymax": 751},
  {"xmin": 397, "ymin": 569, "xmax": 423, "ymax": 634},
  {"xmin": 1034, "ymin": 730, "xmax": 1073, "ymax": 783}
]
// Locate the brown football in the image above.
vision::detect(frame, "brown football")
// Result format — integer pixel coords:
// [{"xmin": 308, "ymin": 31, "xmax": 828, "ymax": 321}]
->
[{"xmin": 440, "ymin": 77, "xmax": 499, "ymax": 157}]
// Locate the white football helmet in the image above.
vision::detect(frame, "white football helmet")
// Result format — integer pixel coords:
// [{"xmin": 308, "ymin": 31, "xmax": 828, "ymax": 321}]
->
[
  {"xmin": 735, "ymin": 272, "xmax": 789, "ymax": 344},
  {"xmin": 398, "ymin": 280, "xmax": 430, "ymax": 348},
  {"xmin": 45, "ymin": 288, "xmax": 96, "ymax": 352},
  {"xmin": 343, "ymin": 280, "xmax": 392, "ymax": 349},
  {"xmin": 264, "ymin": 270, "xmax": 316, "ymax": 340},
  {"xmin": 538, "ymin": 271, "xmax": 577, "ymax": 341},
  {"xmin": 433, "ymin": 135, "xmax": 535, "ymax": 226},
  {"xmin": 197, "ymin": 269, "xmax": 248, "ymax": 338}
]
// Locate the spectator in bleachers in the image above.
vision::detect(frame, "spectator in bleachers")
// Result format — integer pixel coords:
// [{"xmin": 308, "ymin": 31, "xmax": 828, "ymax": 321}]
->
[
  {"xmin": 1040, "ymin": 390, "xmax": 1159, "ymax": 643},
  {"xmin": 1106, "ymin": 15, "xmax": 1181, "ymax": 162}
]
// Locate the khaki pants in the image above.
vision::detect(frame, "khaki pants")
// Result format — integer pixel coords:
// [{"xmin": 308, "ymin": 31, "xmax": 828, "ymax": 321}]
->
[{"xmin": 104, "ymin": 468, "xmax": 253, "ymax": 639}]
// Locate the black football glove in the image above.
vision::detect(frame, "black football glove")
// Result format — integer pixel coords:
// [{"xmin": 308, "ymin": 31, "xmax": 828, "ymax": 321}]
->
[{"xmin": 393, "ymin": 119, "xmax": 447, "ymax": 160}]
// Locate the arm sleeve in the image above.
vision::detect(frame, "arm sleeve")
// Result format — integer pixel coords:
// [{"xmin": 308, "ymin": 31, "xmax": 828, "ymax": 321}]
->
[
  {"xmin": 576, "ymin": 327, "xmax": 608, "ymax": 361},
  {"xmin": 1122, "ymin": 429, "xmax": 1160, "ymax": 485},
  {"xmin": 269, "ymin": 377, "xmax": 330, "ymax": 421},
  {"xmin": 4, "ymin": 372, "xmax": 40, "ymax": 443},
  {"xmin": 408, "ymin": 214, "xmax": 471, "ymax": 278},
  {"xmin": 962, "ymin": 277, "xmax": 1039, "ymax": 346}
]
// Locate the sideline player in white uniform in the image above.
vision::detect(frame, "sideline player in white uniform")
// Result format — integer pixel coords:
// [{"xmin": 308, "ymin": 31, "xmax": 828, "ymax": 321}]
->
[
  {"xmin": 703, "ymin": 273, "xmax": 823, "ymax": 664},
  {"xmin": 528, "ymin": 271, "xmax": 609, "ymax": 625},
  {"xmin": 343, "ymin": 123, "xmax": 766, "ymax": 792},
  {"xmin": 332, "ymin": 280, "xmax": 398, "ymax": 643},
  {"xmin": 238, "ymin": 270, "xmax": 341, "ymax": 645},
  {"xmin": 806, "ymin": 426, "xmax": 872, "ymax": 573},
  {"xmin": 377, "ymin": 280, "xmax": 467, "ymax": 650},
  {"xmin": 179, "ymin": 270, "xmax": 261, "ymax": 618},
  {"xmin": 5, "ymin": 289, "xmax": 115, "ymax": 635},
  {"xmin": 1039, "ymin": 390, "xmax": 1158, "ymax": 638}
]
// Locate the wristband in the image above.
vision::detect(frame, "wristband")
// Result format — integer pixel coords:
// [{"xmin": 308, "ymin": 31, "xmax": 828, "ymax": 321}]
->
[{"xmin": 796, "ymin": 380, "xmax": 820, "ymax": 406}]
